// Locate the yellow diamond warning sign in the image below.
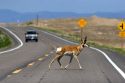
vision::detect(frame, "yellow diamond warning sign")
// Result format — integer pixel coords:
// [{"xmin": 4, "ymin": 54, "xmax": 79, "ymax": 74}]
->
[
  {"xmin": 78, "ymin": 19, "xmax": 87, "ymax": 28},
  {"xmin": 118, "ymin": 20, "xmax": 125, "ymax": 31},
  {"xmin": 119, "ymin": 31, "xmax": 125, "ymax": 38}
]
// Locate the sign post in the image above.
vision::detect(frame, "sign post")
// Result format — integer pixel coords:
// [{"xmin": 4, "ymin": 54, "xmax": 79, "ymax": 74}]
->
[
  {"xmin": 118, "ymin": 20, "xmax": 125, "ymax": 48},
  {"xmin": 118, "ymin": 31, "xmax": 125, "ymax": 48},
  {"xmin": 78, "ymin": 19, "xmax": 87, "ymax": 41}
]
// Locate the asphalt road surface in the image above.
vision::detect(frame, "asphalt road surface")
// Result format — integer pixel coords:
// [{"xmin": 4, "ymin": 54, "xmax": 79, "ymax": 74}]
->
[{"xmin": 0, "ymin": 26, "xmax": 125, "ymax": 83}]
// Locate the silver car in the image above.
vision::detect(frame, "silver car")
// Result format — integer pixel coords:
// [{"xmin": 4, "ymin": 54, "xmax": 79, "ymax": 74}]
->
[{"xmin": 25, "ymin": 30, "xmax": 38, "ymax": 42}]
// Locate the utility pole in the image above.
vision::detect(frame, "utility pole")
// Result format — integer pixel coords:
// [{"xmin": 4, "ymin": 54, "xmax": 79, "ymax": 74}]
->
[
  {"xmin": 17, "ymin": 19, "xmax": 20, "ymax": 27},
  {"xmin": 36, "ymin": 14, "xmax": 39, "ymax": 26}
]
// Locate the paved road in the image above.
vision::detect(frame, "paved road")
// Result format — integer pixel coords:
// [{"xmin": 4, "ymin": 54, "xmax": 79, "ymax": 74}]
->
[
  {"xmin": 0, "ymin": 27, "xmax": 19, "ymax": 52},
  {"xmin": 0, "ymin": 26, "xmax": 125, "ymax": 83}
]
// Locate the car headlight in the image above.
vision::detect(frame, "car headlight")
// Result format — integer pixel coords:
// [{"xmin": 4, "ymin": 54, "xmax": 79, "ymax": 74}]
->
[{"xmin": 25, "ymin": 35, "xmax": 29, "ymax": 37}]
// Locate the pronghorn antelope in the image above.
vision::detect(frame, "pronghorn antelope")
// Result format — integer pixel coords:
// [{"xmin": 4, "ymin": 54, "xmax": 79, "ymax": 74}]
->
[{"xmin": 49, "ymin": 36, "xmax": 88, "ymax": 69}]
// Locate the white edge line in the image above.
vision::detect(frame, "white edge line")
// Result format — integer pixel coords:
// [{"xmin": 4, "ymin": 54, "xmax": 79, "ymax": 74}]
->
[
  {"xmin": 90, "ymin": 47, "xmax": 125, "ymax": 79},
  {"xmin": 42, "ymin": 31, "xmax": 125, "ymax": 79},
  {"xmin": 0, "ymin": 27, "xmax": 23, "ymax": 54}
]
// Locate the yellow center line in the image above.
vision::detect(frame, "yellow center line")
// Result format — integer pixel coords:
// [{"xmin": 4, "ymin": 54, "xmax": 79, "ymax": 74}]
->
[
  {"xmin": 7, "ymin": 53, "xmax": 50, "ymax": 78},
  {"xmin": 45, "ymin": 54, "xmax": 49, "ymax": 57},
  {"xmin": 12, "ymin": 69, "xmax": 22, "ymax": 74},
  {"xmin": 38, "ymin": 58, "xmax": 43, "ymax": 61},
  {"xmin": 27, "ymin": 62, "xmax": 35, "ymax": 67}
]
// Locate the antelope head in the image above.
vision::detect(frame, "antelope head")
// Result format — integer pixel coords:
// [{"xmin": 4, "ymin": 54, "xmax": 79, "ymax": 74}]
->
[{"xmin": 81, "ymin": 36, "xmax": 89, "ymax": 48}]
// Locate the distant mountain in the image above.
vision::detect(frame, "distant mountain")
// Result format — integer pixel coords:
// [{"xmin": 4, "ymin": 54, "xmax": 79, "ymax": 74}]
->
[
  {"xmin": 0, "ymin": 9, "xmax": 21, "ymax": 22},
  {"xmin": 0, "ymin": 9, "xmax": 124, "ymax": 22},
  {"xmin": 93, "ymin": 12, "xmax": 125, "ymax": 18}
]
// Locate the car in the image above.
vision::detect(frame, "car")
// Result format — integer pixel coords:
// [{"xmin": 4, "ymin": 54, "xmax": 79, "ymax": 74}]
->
[{"xmin": 25, "ymin": 30, "xmax": 38, "ymax": 42}]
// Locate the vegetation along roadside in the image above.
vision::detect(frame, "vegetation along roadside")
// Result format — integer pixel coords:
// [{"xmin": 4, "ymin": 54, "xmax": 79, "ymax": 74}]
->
[
  {"xmin": 35, "ymin": 26, "xmax": 125, "ymax": 55},
  {"xmin": 0, "ymin": 30, "xmax": 11, "ymax": 49}
]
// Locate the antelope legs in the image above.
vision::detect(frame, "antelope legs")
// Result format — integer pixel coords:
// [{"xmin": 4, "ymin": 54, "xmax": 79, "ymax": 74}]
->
[
  {"xmin": 49, "ymin": 55, "xmax": 61, "ymax": 69},
  {"xmin": 74, "ymin": 55, "xmax": 82, "ymax": 69},
  {"xmin": 57, "ymin": 56, "xmax": 63, "ymax": 68},
  {"xmin": 49, "ymin": 54, "xmax": 82, "ymax": 69},
  {"xmin": 65, "ymin": 55, "xmax": 73, "ymax": 69}
]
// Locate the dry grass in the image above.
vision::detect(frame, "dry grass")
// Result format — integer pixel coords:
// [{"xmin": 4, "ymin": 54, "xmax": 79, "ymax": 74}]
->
[{"xmin": 23, "ymin": 16, "xmax": 125, "ymax": 49}]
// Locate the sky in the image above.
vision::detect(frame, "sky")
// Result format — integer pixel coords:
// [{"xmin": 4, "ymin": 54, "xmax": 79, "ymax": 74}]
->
[{"xmin": 0, "ymin": 0, "xmax": 125, "ymax": 13}]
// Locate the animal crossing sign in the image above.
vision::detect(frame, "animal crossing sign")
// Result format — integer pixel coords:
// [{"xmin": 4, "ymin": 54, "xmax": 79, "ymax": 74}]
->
[
  {"xmin": 118, "ymin": 20, "xmax": 125, "ymax": 31},
  {"xmin": 118, "ymin": 20, "xmax": 125, "ymax": 48},
  {"xmin": 119, "ymin": 31, "xmax": 125, "ymax": 38},
  {"xmin": 118, "ymin": 20, "xmax": 125, "ymax": 38},
  {"xmin": 78, "ymin": 19, "xmax": 87, "ymax": 28}
]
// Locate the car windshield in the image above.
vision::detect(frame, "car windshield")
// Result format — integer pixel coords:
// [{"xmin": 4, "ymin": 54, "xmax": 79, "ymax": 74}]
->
[{"xmin": 27, "ymin": 31, "xmax": 37, "ymax": 34}]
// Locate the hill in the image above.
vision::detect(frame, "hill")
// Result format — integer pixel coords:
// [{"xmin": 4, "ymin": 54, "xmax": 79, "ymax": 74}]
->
[{"xmin": 0, "ymin": 9, "xmax": 124, "ymax": 22}]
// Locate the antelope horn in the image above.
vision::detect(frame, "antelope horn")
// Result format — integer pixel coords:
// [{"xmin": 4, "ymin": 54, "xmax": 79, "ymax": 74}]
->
[
  {"xmin": 80, "ymin": 38, "xmax": 83, "ymax": 44},
  {"xmin": 84, "ymin": 36, "xmax": 87, "ymax": 44}
]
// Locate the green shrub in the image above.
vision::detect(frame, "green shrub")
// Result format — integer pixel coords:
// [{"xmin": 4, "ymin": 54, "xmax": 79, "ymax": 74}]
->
[
  {"xmin": 26, "ymin": 21, "xmax": 33, "ymax": 25},
  {"xmin": 0, "ymin": 31, "xmax": 11, "ymax": 48}
]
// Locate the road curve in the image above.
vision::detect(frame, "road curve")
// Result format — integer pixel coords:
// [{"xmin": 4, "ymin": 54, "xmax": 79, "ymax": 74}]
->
[
  {"xmin": 0, "ymin": 26, "xmax": 23, "ymax": 54},
  {"xmin": 0, "ymin": 26, "xmax": 125, "ymax": 83},
  {"xmin": 0, "ymin": 26, "xmax": 53, "ymax": 80}
]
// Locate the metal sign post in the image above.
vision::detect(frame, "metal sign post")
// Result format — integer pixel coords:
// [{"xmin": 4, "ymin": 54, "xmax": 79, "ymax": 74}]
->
[
  {"xmin": 118, "ymin": 20, "xmax": 125, "ymax": 48},
  {"xmin": 118, "ymin": 31, "xmax": 125, "ymax": 48},
  {"xmin": 78, "ymin": 19, "xmax": 87, "ymax": 40}
]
